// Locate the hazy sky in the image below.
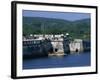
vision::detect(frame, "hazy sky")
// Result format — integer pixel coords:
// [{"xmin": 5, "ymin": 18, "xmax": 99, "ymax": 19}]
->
[{"xmin": 23, "ymin": 10, "xmax": 90, "ymax": 21}]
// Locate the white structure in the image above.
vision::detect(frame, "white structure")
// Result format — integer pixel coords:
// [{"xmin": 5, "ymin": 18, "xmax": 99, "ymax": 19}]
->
[
  {"xmin": 55, "ymin": 34, "xmax": 63, "ymax": 38},
  {"xmin": 51, "ymin": 38, "xmax": 64, "ymax": 53},
  {"xmin": 30, "ymin": 34, "xmax": 33, "ymax": 37},
  {"xmin": 66, "ymin": 33, "xmax": 69, "ymax": 36},
  {"xmin": 50, "ymin": 37, "xmax": 70, "ymax": 55},
  {"xmin": 34, "ymin": 34, "xmax": 43, "ymax": 38},
  {"xmin": 69, "ymin": 39, "xmax": 83, "ymax": 53}
]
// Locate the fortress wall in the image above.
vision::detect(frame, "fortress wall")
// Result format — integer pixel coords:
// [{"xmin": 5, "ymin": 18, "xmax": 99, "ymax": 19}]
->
[{"xmin": 69, "ymin": 39, "xmax": 83, "ymax": 53}]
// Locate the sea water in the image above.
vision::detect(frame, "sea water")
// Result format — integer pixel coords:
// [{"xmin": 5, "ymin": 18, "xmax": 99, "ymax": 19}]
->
[{"xmin": 23, "ymin": 52, "xmax": 90, "ymax": 69}]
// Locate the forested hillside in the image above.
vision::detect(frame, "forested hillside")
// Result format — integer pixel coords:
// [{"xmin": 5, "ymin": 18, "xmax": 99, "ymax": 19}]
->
[{"xmin": 23, "ymin": 17, "xmax": 90, "ymax": 40}]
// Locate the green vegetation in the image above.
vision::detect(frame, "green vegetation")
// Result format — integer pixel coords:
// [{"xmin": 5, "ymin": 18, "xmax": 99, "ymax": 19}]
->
[{"xmin": 23, "ymin": 17, "xmax": 90, "ymax": 40}]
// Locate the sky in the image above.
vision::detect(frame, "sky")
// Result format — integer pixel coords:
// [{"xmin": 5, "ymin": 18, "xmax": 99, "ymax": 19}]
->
[{"xmin": 23, "ymin": 10, "xmax": 90, "ymax": 21}]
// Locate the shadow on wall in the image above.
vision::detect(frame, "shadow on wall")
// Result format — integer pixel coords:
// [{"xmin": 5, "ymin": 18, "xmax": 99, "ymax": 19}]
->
[{"xmin": 63, "ymin": 37, "xmax": 70, "ymax": 54}]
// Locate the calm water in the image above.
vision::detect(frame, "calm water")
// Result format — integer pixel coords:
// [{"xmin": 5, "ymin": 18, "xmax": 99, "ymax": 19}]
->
[{"xmin": 23, "ymin": 52, "xmax": 90, "ymax": 69}]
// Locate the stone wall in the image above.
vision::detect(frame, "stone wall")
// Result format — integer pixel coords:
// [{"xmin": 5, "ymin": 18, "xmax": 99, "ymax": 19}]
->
[{"xmin": 69, "ymin": 39, "xmax": 83, "ymax": 53}]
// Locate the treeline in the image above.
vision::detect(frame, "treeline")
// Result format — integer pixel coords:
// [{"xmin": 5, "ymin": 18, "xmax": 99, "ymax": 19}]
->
[{"xmin": 23, "ymin": 17, "xmax": 90, "ymax": 40}]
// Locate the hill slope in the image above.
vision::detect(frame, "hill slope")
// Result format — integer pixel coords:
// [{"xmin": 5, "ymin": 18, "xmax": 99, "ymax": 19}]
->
[{"xmin": 23, "ymin": 17, "xmax": 90, "ymax": 40}]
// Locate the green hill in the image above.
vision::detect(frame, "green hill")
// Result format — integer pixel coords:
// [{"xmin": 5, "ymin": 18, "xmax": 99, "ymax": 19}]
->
[{"xmin": 23, "ymin": 17, "xmax": 90, "ymax": 40}]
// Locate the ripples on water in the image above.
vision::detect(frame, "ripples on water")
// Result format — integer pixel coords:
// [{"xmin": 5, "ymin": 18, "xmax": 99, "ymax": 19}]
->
[{"xmin": 23, "ymin": 52, "xmax": 90, "ymax": 69}]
